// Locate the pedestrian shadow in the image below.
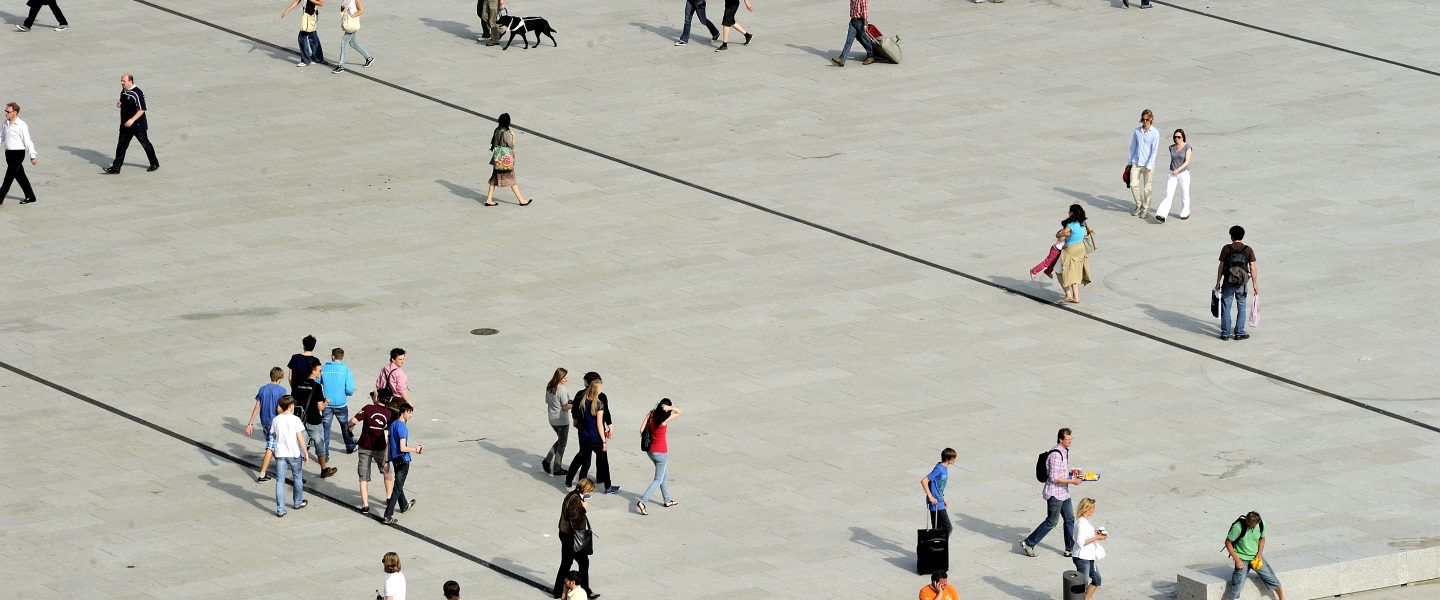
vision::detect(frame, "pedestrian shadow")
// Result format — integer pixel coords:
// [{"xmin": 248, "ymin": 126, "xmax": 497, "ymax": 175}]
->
[
  {"xmin": 629, "ymin": 21, "xmax": 681, "ymax": 42},
  {"xmin": 848, "ymin": 526, "xmax": 916, "ymax": 572},
  {"xmin": 1054, "ymin": 186, "xmax": 1131, "ymax": 214},
  {"xmin": 419, "ymin": 17, "xmax": 478, "ymax": 41},
  {"xmin": 1137, "ymin": 302, "xmax": 1215, "ymax": 335},
  {"xmin": 985, "ymin": 275, "xmax": 1062, "ymax": 304},
  {"xmin": 785, "ymin": 43, "xmax": 832, "ymax": 60},
  {"xmin": 980, "ymin": 574, "xmax": 1049, "ymax": 600},
  {"xmin": 239, "ymin": 39, "xmax": 299, "ymax": 64},
  {"xmin": 436, "ymin": 179, "xmax": 492, "ymax": 204},
  {"xmin": 199, "ymin": 473, "xmax": 277, "ymax": 515},
  {"xmin": 58, "ymin": 145, "xmax": 116, "ymax": 169},
  {"xmin": 475, "ymin": 440, "xmax": 567, "ymax": 488},
  {"xmin": 953, "ymin": 511, "xmax": 1031, "ymax": 546},
  {"xmin": 487, "ymin": 555, "xmax": 549, "ymax": 588}
]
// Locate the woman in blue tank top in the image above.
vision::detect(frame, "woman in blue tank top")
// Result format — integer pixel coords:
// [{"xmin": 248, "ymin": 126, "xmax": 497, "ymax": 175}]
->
[{"xmin": 1056, "ymin": 204, "xmax": 1094, "ymax": 303}]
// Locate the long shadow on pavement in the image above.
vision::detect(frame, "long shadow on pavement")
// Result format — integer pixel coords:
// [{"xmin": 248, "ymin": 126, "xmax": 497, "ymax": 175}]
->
[
  {"xmin": 436, "ymin": 179, "xmax": 489, "ymax": 204},
  {"xmin": 629, "ymin": 21, "xmax": 681, "ymax": 42},
  {"xmin": 476, "ymin": 440, "xmax": 568, "ymax": 490},
  {"xmin": 1137, "ymin": 302, "xmax": 1216, "ymax": 336},
  {"xmin": 199, "ymin": 473, "xmax": 278, "ymax": 515},
  {"xmin": 785, "ymin": 43, "xmax": 832, "ymax": 60},
  {"xmin": 239, "ymin": 39, "xmax": 299, "ymax": 64},
  {"xmin": 419, "ymin": 17, "xmax": 478, "ymax": 41},
  {"xmin": 848, "ymin": 526, "xmax": 915, "ymax": 573},
  {"xmin": 1055, "ymin": 186, "xmax": 1131, "ymax": 214},
  {"xmin": 981, "ymin": 574, "xmax": 1049, "ymax": 600},
  {"xmin": 58, "ymin": 145, "xmax": 118, "ymax": 169},
  {"xmin": 953, "ymin": 511, "xmax": 1031, "ymax": 546}
]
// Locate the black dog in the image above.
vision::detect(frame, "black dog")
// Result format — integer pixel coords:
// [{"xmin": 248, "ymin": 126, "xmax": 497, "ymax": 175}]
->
[{"xmin": 496, "ymin": 15, "xmax": 557, "ymax": 50}]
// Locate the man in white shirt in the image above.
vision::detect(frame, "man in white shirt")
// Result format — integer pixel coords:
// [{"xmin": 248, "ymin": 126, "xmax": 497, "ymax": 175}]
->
[
  {"xmin": 271, "ymin": 396, "xmax": 310, "ymax": 517},
  {"xmin": 562, "ymin": 571, "xmax": 589, "ymax": 600},
  {"xmin": 1, "ymin": 102, "xmax": 38, "ymax": 205}
]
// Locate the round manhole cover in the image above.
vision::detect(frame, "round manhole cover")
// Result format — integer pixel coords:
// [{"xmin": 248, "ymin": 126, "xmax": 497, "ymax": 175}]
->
[{"xmin": 470, "ymin": 328, "xmax": 499, "ymax": 336}]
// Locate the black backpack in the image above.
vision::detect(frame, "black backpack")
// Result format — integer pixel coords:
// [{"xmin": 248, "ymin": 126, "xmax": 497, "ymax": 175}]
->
[
  {"xmin": 1035, "ymin": 448, "xmax": 1062, "ymax": 483},
  {"xmin": 376, "ymin": 367, "xmax": 395, "ymax": 401},
  {"xmin": 1225, "ymin": 245, "xmax": 1251, "ymax": 286},
  {"xmin": 1222, "ymin": 514, "xmax": 1265, "ymax": 552}
]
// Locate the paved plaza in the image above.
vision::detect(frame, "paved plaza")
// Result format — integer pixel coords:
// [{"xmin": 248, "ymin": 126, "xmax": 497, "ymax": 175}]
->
[{"xmin": 4, "ymin": 0, "xmax": 1440, "ymax": 598}]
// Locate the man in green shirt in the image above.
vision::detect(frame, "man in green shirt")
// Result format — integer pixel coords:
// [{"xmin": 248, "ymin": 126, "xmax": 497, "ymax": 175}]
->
[{"xmin": 1224, "ymin": 512, "xmax": 1286, "ymax": 600}]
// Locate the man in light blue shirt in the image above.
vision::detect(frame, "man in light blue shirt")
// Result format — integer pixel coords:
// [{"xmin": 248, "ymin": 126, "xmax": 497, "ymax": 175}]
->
[
  {"xmin": 1128, "ymin": 109, "xmax": 1160, "ymax": 219},
  {"xmin": 319, "ymin": 347, "xmax": 358, "ymax": 456}
]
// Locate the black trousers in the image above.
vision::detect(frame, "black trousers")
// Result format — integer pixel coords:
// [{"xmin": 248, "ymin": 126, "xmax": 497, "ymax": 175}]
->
[
  {"xmin": 112, "ymin": 126, "xmax": 158, "ymax": 171},
  {"xmin": 383, "ymin": 459, "xmax": 410, "ymax": 518},
  {"xmin": 552, "ymin": 531, "xmax": 591, "ymax": 597},
  {"xmin": 565, "ymin": 442, "xmax": 610, "ymax": 488},
  {"xmin": 1, "ymin": 150, "xmax": 35, "ymax": 202},
  {"xmin": 23, "ymin": 0, "xmax": 67, "ymax": 28}
]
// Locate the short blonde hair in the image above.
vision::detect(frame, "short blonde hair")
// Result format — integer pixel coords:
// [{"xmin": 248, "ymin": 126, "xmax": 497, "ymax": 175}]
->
[
  {"xmin": 1076, "ymin": 498, "xmax": 1096, "ymax": 518},
  {"xmin": 576, "ymin": 478, "xmax": 596, "ymax": 494},
  {"xmin": 383, "ymin": 552, "xmax": 401, "ymax": 573}
]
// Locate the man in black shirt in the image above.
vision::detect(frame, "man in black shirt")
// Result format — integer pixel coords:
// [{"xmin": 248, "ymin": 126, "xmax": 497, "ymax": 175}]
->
[
  {"xmin": 104, "ymin": 73, "xmax": 159, "ymax": 174},
  {"xmin": 287, "ymin": 334, "xmax": 322, "ymax": 392},
  {"xmin": 294, "ymin": 364, "xmax": 337, "ymax": 478}
]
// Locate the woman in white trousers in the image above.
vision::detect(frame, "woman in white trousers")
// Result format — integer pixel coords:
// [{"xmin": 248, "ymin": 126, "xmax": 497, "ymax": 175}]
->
[{"xmin": 1154, "ymin": 128, "xmax": 1192, "ymax": 223}]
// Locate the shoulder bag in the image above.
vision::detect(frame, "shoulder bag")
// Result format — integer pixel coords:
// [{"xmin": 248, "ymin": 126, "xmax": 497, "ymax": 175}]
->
[
  {"xmin": 491, "ymin": 130, "xmax": 515, "ymax": 171},
  {"xmin": 572, "ymin": 513, "xmax": 595, "ymax": 556},
  {"xmin": 1083, "ymin": 230, "xmax": 1097, "ymax": 253},
  {"xmin": 639, "ymin": 413, "xmax": 653, "ymax": 452},
  {"xmin": 301, "ymin": 12, "xmax": 317, "ymax": 33},
  {"xmin": 341, "ymin": 8, "xmax": 361, "ymax": 33}
]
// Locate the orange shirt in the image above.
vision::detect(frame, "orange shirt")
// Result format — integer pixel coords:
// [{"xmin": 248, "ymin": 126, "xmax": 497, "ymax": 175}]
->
[{"xmin": 919, "ymin": 583, "xmax": 960, "ymax": 600}]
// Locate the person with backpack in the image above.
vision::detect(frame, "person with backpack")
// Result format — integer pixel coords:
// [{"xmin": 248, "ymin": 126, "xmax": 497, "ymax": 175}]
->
[
  {"xmin": 1214, "ymin": 225, "xmax": 1258, "ymax": 341},
  {"xmin": 1019, "ymin": 428, "xmax": 1083, "ymax": 557},
  {"xmin": 636, "ymin": 398, "xmax": 682, "ymax": 515},
  {"xmin": 1223, "ymin": 512, "xmax": 1287, "ymax": 600},
  {"xmin": 920, "ymin": 448, "xmax": 957, "ymax": 539}
]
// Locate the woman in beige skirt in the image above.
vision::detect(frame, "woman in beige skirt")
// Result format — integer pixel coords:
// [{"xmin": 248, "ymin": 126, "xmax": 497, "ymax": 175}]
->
[
  {"xmin": 484, "ymin": 112, "xmax": 529, "ymax": 206},
  {"xmin": 1057, "ymin": 204, "xmax": 1093, "ymax": 303}
]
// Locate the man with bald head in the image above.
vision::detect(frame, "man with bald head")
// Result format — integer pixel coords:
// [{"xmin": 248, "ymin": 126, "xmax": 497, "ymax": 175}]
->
[{"xmin": 104, "ymin": 73, "xmax": 159, "ymax": 175}]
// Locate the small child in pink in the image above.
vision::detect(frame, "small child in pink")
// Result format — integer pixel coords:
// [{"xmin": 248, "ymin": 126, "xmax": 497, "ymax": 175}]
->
[{"xmin": 1030, "ymin": 239, "xmax": 1065, "ymax": 281}]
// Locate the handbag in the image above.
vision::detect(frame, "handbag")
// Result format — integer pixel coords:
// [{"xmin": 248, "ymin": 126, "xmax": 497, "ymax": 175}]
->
[
  {"xmin": 341, "ymin": 10, "xmax": 361, "ymax": 33},
  {"xmin": 1210, "ymin": 289, "xmax": 1220, "ymax": 318},
  {"xmin": 572, "ymin": 529, "xmax": 595, "ymax": 556},
  {"xmin": 491, "ymin": 131, "xmax": 515, "ymax": 172},
  {"xmin": 1122, "ymin": 164, "xmax": 1132, "ymax": 187},
  {"xmin": 1083, "ymin": 231, "xmax": 1097, "ymax": 253},
  {"xmin": 300, "ymin": 12, "xmax": 317, "ymax": 33},
  {"xmin": 1248, "ymin": 293, "xmax": 1260, "ymax": 327},
  {"xmin": 639, "ymin": 414, "xmax": 653, "ymax": 452}
]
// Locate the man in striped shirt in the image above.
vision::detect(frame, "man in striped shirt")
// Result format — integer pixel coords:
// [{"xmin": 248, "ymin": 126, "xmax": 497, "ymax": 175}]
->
[
  {"xmin": 1019, "ymin": 427, "xmax": 1083, "ymax": 557},
  {"xmin": 104, "ymin": 73, "xmax": 159, "ymax": 174},
  {"xmin": 831, "ymin": 0, "xmax": 875, "ymax": 67}
]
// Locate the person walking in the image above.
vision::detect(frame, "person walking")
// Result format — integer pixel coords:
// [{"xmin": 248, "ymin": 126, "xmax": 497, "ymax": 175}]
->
[
  {"xmin": 636, "ymin": 398, "xmax": 682, "ymax": 515},
  {"xmin": 565, "ymin": 376, "xmax": 618, "ymax": 494},
  {"xmin": 103, "ymin": 73, "xmax": 159, "ymax": 174},
  {"xmin": 281, "ymin": 0, "xmax": 327, "ymax": 67},
  {"xmin": 381, "ymin": 551, "xmax": 407, "ymax": 600},
  {"xmin": 245, "ymin": 367, "xmax": 288, "ymax": 481},
  {"xmin": 295, "ymin": 363, "xmax": 337, "ymax": 478},
  {"xmin": 1056, "ymin": 204, "xmax": 1093, "ymax": 304},
  {"xmin": 1214, "ymin": 225, "xmax": 1257, "ymax": 341},
  {"xmin": 349, "ymin": 393, "xmax": 394, "ymax": 513},
  {"xmin": 542, "ymin": 368, "xmax": 572, "ymax": 475},
  {"xmin": 383, "ymin": 403, "xmax": 422, "ymax": 524},
  {"xmin": 830, "ymin": 0, "xmax": 874, "ymax": 67},
  {"xmin": 332, "ymin": 0, "xmax": 375, "ymax": 74},
  {"xmin": 1019, "ymin": 428, "xmax": 1083, "ymax": 557},
  {"xmin": 553, "ymin": 479, "xmax": 600, "ymax": 599},
  {"xmin": 1223, "ymin": 512, "xmax": 1287, "ymax": 600},
  {"xmin": 477, "ymin": 0, "xmax": 503, "ymax": 46},
  {"xmin": 1153, "ymin": 128, "xmax": 1193, "ymax": 223},
  {"xmin": 271, "ymin": 395, "xmax": 309, "ymax": 517},
  {"xmin": 484, "ymin": 113, "xmax": 529, "ymax": 206},
  {"xmin": 286, "ymin": 334, "xmax": 321, "ymax": 392},
  {"xmin": 674, "ymin": 0, "xmax": 719, "ymax": 46},
  {"xmin": 1072, "ymin": 498, "xmax": 1107, "ymax": 600},
  {"xmin": 376, "ymin": 348, "xmax": 411, "ymax": 405},
  {"xmin": 17, "ymin": 0, "xmax": 67, "ymax": 31},
  {"xmin": 715, "ymin": 0, "xmax": 753, "ymax": 52},
  {"xmin": 1126, "ymin": 109, "xmax": 1159, "ymax": 218},
  {"xmin": 918, "ymin": 570, "xmax": 961, "ymax": 600},
  {"xmin": 921, "ymin": 447, "xmax": 957, "ymax": 539},
  {"xmin": 1, "ymin": 102, "xmax": 38, "ymax": 205},
  {"xmin": 320, "ymin": 347, "xmax": 358, "ymax": 454}
]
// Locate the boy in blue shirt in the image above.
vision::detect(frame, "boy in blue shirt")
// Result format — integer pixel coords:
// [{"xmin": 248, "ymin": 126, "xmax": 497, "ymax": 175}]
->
[
  {"xmin": 920, "ymin": 448, "xmax": 957, "ymax": 538},
  {"xmin": 383, "ymin": 403, "xmax": 423, "ymax": 524},
  {"xmin": 245, "ymin": 367, "xmax": 287, "ymax": 482}
]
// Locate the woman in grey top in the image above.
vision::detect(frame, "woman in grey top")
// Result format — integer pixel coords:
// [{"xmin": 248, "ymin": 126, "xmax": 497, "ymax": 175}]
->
[
  {"xmin": 542, "ymin": 368, "xmax": 572, "ymax": 475},
  {"xmin": 1154, "ymin": 128, "xmax": 1193, "ymax": 223}
]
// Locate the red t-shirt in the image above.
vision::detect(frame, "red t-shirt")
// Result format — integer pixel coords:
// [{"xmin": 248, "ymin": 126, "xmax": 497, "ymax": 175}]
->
[
  {"xmin": 356, "ymin": 404, "xmax": 392, "ymax": 452},
  {"xmin": 647, "ymin": 413, "xmax": 669, "ymax": 453}
]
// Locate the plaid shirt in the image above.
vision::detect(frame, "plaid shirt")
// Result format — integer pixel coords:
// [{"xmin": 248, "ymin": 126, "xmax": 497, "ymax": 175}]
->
[
  {"xmin": 850, "ymin": 0, "xmax": 868, "ymax": 19},
  {"xmin": 1042, "ymin": 445, "xmax": 1071, "ymax": 501}
]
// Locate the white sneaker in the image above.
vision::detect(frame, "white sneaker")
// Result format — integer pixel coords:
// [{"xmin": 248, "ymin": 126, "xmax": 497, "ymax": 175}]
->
[
  {"xmin": 674, "ymin": 40, "xmax": 687, "ymax": 46},
  {"xmin": 296, "ymin": 61, "xmax": 308, "ymax": 67}
]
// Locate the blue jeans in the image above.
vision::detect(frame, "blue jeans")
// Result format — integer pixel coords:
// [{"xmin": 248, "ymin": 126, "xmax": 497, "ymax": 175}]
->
[
  {"xmin": 1073, "ymin": 558, "xmax": 1102, "ymax": 587},
  {"xmin": 680, "ymin": 0, "xmax": 719, "ymax": 43},
  {"xmin": 1225, "ymin": 560, "xmax": 1281, "ymax": 599},
  {"xmin": 841, "ymin": 18, "xmax": 874, "ymax": 60},
  {"xmin": 275, "ymin": 457, "xmax": 304, "ymax": 514},
  {"xmin": 298, "ymin": 30, "xmax": 324, "ymax": 64},
  {"xmin": 1024, "ymin": 496, "xmax": 1076, "ymax": 551},
  {"xmin": 338, "ymin": 32, "xmax": 371, "ymax": 66},
  {"xmin": 640, "ymin": 451, "xmax": 671, "ymax": 503},
  {"xmin": 1220, "ymin": 283, "xmax": 1248, "ymax": 337},
  {"xmin": 323, "ymin": 405, "xmax": 355, "ymax": 454}
]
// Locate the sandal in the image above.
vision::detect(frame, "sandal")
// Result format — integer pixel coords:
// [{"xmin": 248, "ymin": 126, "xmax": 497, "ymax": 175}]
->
[
  {"xmin": 663, "ymin": 500, "xmax": 678, "ymax": 508},
  {"xmin": 636, "ymin": 500, "xmax": 648, "ymax": 515}
]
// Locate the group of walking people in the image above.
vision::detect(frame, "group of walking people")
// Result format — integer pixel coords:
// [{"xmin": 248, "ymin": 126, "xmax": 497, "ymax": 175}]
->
[{"xmin": 281, "ymin": 0, "xmax": 376, "ymax": 73}]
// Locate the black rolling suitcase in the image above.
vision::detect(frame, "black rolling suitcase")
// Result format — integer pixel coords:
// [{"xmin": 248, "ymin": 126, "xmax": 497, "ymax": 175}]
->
[{"xmin": 916, "ymin": 512, "xmax": 949, "ymax": 574}]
